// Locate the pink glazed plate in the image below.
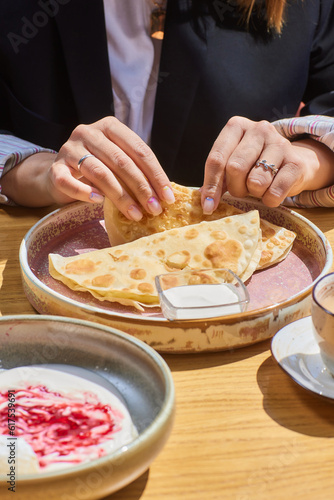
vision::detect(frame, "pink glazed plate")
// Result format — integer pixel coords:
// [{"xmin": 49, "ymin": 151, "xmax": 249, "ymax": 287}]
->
[{"xmin": 19, "ymin": 197, "xmax": 332, "ymax": 353}]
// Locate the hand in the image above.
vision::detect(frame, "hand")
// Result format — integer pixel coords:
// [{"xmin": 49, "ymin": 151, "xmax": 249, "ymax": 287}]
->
[
  {"xmin": 50, "ymin": 116, "xmax": 176, "ymax": 218},
  {"xmin": 3, "ymin": 117, "xmax": 175, "ymax": 216},
  {"xmin": 200, "ymin": 116, "xmax": 334, "ymax": 213}
]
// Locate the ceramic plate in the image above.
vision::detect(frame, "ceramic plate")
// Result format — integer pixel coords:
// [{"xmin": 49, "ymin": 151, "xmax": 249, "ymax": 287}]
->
[
  {"xmin": 271, "ymin": 315, "xmax": 334, "ymax": 401},
  {"xmin": 19, "ymin": 197, "xmax": 332, "ymax": 352},
  {"xmin": 0, "ymin": 315, "xmax": 175, "ymax": 500}
]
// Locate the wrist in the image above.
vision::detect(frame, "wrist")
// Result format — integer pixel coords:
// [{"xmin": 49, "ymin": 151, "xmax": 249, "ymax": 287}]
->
[
  {"xmin": 1, "ymin": 152, "xmax": 58, "ymax": 206},
  {"xmin": 290, "ymin": 138, "xmax": 334, "ymax": 192}
]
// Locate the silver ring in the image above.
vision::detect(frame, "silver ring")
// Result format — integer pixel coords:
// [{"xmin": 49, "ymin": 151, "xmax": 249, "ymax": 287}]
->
[
  {"xmin": 255, "ymin": 159, "xmax": 278, "ymax": 175},
  {"xmin": 78, "ymin": 153, "xmax": 95, "ymax": 171}
]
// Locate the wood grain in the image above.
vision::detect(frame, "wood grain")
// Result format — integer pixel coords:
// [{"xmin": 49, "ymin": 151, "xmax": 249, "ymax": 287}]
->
[{"xmin": 1, "ymin": 203, "xmax": 334, "ymax": 500}]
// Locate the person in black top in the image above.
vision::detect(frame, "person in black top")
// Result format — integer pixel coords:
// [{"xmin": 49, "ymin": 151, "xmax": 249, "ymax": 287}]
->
[{"xmin": 1, "ymin": 0, "xmax": 334, "ymax": 216}]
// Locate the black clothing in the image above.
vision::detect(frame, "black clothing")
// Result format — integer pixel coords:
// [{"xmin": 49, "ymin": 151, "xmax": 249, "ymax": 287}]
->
[{"xmin": 1, "ymin": 0, "xmax": 334, "ymax": 185}]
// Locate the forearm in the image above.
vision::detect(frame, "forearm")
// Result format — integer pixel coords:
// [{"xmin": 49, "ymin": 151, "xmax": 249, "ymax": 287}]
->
[{"xmin": 1, "ymin": 152, "xmax": 60, "ymax": 207}]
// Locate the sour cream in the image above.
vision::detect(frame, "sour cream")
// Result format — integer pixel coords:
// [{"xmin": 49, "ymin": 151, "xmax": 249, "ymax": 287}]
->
[
  {"xmin": 0, "ymin": 435, "xmax": 40, "ymax": 478},
  {"xmin": 161, "ymin": 283, "xmax": 245, "ymax": 320}
]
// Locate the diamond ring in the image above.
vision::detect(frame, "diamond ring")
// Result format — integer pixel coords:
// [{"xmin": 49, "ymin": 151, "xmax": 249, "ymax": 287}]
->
[{"xmin": 255, "ymin": 159, "xmax": 278, "ymax": 175}]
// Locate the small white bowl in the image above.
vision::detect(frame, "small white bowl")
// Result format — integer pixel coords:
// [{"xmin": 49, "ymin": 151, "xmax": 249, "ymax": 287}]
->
[{"xmin": 155, "ymin": 268, "xmax": 249, "ymax": 320}]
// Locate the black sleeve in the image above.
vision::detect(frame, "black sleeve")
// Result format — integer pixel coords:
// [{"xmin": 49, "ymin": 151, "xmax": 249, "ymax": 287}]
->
[{"xmin": 301, "ymin": 0, "xmax": 334, "ymax": 116}]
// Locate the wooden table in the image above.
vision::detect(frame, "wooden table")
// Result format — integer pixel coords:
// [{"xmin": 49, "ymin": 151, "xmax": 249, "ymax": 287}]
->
[{"xmin": 1, "ymin": 204, "xmax": 334, "ymax": 500}]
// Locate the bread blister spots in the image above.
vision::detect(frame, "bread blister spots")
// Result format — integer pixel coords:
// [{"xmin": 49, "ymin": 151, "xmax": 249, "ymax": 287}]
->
[
  {"xmin": 166, "ymin": 251, "xmax": 191, "ymax": 269},
  {"xmin": 130, "ymin": 268, "xmax": 147, "ymax": 280},
  {"xmin": 65, "ymin": 259, "xmax": 96, "ymax": 275},
  {"xmin": 92, "ymin": 274, "xmax": 115, "ymax": 287}
]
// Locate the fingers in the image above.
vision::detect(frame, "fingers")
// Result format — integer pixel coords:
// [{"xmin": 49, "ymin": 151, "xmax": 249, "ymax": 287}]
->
[
  {"xmin": 48, "ymin": 159, "xmax": 106, "ymax": 205},
  {"xmin": 86, "ymin": 118, "xmax": 174, "ymax": 204},
  {"xmin": 202, "ymin": 117, "xmax": 304, "ymax": 210},
  {"xmin": 52, "ymin": 117, "xmax": 175, "ymax": 220},
  {"xmin": 259, "ymin": 160, "xmax": 303, "ymax": 207},
  {"xmin": 100, "ymin": 118, "xmax": 172, "ymax": 197},
  {"xmin": 202, "ymin": 116, "xmax": 246, "ymax": 213},
  {"xmin": 53, "ymin": 149, "xmax": 160, "ymax": 221},
  {"xmin": 74, "ymin": 146, "xmax": 162, "ymax": 219},
  {"xmin": 247, "ymin": 146, "xmax": 304, "ymax": 207},
  {"xmin": 202, "ymin": 117, "xmax": 271, "ymax": 212}
]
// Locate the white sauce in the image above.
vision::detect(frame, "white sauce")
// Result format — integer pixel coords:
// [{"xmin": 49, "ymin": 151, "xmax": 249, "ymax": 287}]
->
[
  {"xmin": 0, "ymin": 435, "xmax": 40, "ymax": 478},
  {"xmin": 161, "ymin": 283, "xmax": 243, "ymax": 320}
]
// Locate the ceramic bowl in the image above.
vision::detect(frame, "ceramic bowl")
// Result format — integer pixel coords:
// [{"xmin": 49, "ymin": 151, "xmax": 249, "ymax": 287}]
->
[
  {"xmin": 0, "ymin": 315, "xmax": 175, "ymax": 500},
  {"xmin": 19, "ymin": 198, "xmax": 332, "ymax": 353}
]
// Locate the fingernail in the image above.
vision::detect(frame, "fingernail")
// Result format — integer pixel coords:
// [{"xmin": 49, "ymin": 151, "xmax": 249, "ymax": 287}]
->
[
  {"xmin": 147, "ymin": 196, "xmax": 162, "ymax": 215},
  {"xmin": 203, "ymin": 196, "xmax": 214, "ymax": 215},
  {"xmin": 89, "ymin": 192, "xmax": 104, "ymax": 203},
  {"xmin": 127, "ymin": 205, "xmax": 143, "ymax": 221},
  {"xmin": 162, "ymin": 185, "xmax": 175, "ymax": 204}
]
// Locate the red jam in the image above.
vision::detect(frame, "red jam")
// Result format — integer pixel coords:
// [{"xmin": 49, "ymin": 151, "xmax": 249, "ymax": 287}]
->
[{"xmin": 0, "ymin": 385, "xmax": 124, "ymax": 467}]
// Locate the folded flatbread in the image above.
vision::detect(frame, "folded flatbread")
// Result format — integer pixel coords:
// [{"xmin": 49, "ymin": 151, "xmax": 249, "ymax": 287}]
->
[
  {"xmin": 104, "ymin": 182, "xmax": 296, "ymax": 271},
  {"xmin": 49, "ymin": 211, "xmax": 261, "ymax": 311}
]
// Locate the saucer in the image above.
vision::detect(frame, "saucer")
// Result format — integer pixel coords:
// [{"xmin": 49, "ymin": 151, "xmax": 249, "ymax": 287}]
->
[{"xmin": 271, "ymin": 316, "xmax": 334, "ymax": 401}]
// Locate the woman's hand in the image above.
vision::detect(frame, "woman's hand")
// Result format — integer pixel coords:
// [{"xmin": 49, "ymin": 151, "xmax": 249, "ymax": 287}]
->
[
  {"xmin": 201, "ymin": 116, "xmax": 334, "ymax": 213},
  {"xmin": 2, "ymin": 117, "xmax": 175, "ymax": 217}
]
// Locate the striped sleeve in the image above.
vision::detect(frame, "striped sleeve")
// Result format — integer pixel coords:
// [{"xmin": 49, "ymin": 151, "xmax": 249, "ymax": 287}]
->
[
  {"xmin": 272, "ymin": 115, "xmax": 334, "ymax": 208},
  {"xmin": 0, "ymin": 134, "xmax": 56, "ymax": 205}
]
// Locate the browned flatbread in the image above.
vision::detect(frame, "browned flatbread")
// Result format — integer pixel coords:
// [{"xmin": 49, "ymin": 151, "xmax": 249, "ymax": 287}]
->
[
  {"xmin": 104, "ymin": 182, "xmax": 241, "ymax": 245},
  {"xmin": 258, "ymin": 218, "xmax": 295, "ymax": 269},
  {"xmin": 49, "ymin": 211, "xmax": 261, "ymax": 311},
  {"xmin": 104, "ymin": 183, "xmax": 296, "ymax": 270}
]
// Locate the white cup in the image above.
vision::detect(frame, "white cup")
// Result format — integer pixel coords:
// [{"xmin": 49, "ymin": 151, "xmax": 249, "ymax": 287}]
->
[{"xmin": 311, "ymin": 272, "xmax": 334, "ymax": 375}]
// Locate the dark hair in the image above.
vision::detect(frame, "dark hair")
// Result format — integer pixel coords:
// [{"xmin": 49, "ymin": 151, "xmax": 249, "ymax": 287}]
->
[{"xmin": 189, "ymin": 0, "xmax": 287, "ymax": 34}]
